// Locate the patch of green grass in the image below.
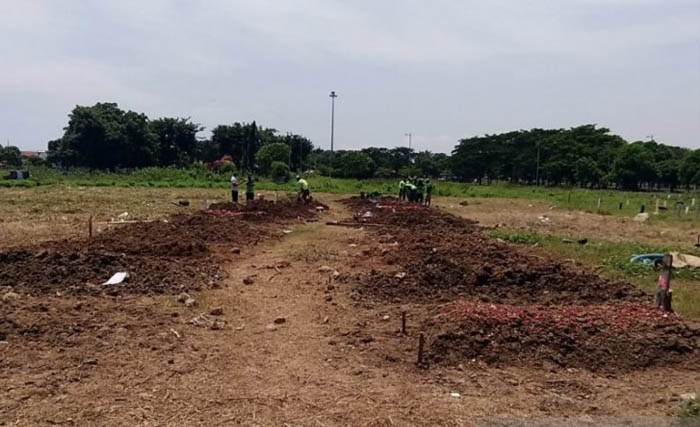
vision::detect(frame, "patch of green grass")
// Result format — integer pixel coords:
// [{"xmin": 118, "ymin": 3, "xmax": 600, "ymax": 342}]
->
[
  {"xmin": 680, "ymin": 397, "xmax": 700, "ymax": 418},
  {"xmin": 487, "ymin": 229, "xmax": 700, "ymax": 318},
  {"xmin": 489, "ymin": 230, "xmax": 543, "ymax": 245},
  {"xmin": 2, "ymin": 167, "xmax": 699, "ymax": 223}
]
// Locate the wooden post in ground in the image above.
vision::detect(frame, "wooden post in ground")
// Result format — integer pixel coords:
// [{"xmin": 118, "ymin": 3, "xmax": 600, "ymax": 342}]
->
[
  {"xmin": 88, "ymin": 215, "xmax": 93, "ymax": 239},
  {"xmin": 567, "ymin": 192, "xmax": 571, "ymax": 203},
  {"xmin": 619, "ymin": 202, "xmax": 623, "ymax": 210},
  {"xmin": 655, "ymin": 253, "xmax": 673, "ymax": 312},
  {"xmin": 597, "ymin": 198, "xmax": 601, "ymax": 210},
  {"xmin": 401, "ymin": 311, "xmax": 407, "ymax": 334},
  {"xmin": 417, "ymin": 333, "xmax": 425, "ymax": 365}
]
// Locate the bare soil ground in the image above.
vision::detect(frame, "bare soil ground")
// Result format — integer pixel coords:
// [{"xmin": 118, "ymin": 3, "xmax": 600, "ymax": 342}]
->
[{"xmin": 1, "ymin": 193, "xmax": 699, "ymax": 426}]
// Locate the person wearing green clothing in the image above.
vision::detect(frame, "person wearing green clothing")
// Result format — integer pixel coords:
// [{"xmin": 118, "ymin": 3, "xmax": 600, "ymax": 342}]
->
[
  {"xmin": 416, "ymin": 179, "xmax": 425, "ymax": 204},
  {"xmin": 398, "ymin": 179, "xmax": 406, "ymax": 201},
  {"xmin": 246, "ymin": 174, "xmax": 255, "ymax": 201},
  {"xmin": 297, "ymin": 175, "xmax": 311, "ymax": 203},
  {"xmin": 425, "ymin": 179, "xmax": 434, "ymax": 206},
  {"xmin": 405, "ymin": 182, "xmax": 417, "ymax": 203}
]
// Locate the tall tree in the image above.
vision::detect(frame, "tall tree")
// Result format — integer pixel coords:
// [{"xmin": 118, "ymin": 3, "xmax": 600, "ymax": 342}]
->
[
  {"xmin": 0, "ymin": 146, "xmax": 22, "ymax": 167},
  {"xmin": 47, "ymin": 103, "xmax": 159, "ymax": 170},
  {"xmin": 255, "ymin": 142, "xmax": 291, "ymax": 175},
  {"xmin": 150, "ymin": 117, "xmax": 201, "ymax": 167}
]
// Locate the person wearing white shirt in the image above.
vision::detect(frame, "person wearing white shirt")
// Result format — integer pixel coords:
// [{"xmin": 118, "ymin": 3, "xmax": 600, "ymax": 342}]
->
[{"xmin": 230, "ymin": 175, "xmax": 239, "ymax": 203}]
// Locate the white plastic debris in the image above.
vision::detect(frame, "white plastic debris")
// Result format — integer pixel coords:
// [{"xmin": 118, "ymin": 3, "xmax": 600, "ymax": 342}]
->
[
  {"xmin": 633, "ymin": 213, "xmax": 649, "ymax": 222},
  {"xmin": 117, "ymin": 212, "xmax": 129, "ymax": 219},
  {"xmin": 282, "ymin": 229, "xmax": 293, "ymax": 234},
  {"xmin": 394, "ymin": 272, "xmax": 407, "ymax": 279},
  {"xmin": 103, "ymin": 272, "xmax": 129, "ymax": 286},
  {"xmin": 450, "ymin": 392, "xmax": 460, "ymax": 398},
  {"xmin": 362, "ymin": 211, "xmax": 373, "ymax": 218}
]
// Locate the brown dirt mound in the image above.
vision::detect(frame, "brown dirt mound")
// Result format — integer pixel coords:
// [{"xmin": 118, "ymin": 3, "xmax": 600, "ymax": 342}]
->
[
  {"xmin": 208, "ymin": 199, "xmax": 329, "ymax": 221},
  {"xmin": 343, "ymin": 199, "xmax": 644, "ymax": 305},
  {"xmin": 424, "ymin": 301, "xmax": 700, "ymax": 371},
  {"xmin": 0, "ymin": 206, "xmax": 315, "ymax": 296}
]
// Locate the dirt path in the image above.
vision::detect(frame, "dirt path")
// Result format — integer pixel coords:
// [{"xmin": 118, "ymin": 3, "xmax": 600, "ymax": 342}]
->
[
  {"xmin": 141, "ymin": 200, "xmax": 700, "ymax": 425},
  {"xmin": 3, "ymin": 199, "xmax": 698, "ymax": 426}
]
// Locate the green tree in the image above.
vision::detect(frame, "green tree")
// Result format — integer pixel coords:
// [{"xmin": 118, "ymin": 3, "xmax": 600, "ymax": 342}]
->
[
  {"xmin": 0, "ymin": 146, "xmax": 22, "ymax": 167},
  {"xmin": 269, "ymin": 161, "xmax": 291, "ymax": 183},
  {"xmin": 284, "ymin": 134, "xmax": 314, "ymax": 172},
  {"xmin": 680, "ymin": 149, "xmax": 700, "ymax": 189},
  {"xmin": 610, "ymin": 143, "xmax": 658, "ymax": 190},
  {"xmin": 256, "ymin": 142, "xmax": 291, "ymax": 175},
  {"xmin": 150, "ymin": 117, "xmax": 201, "ymax": 167},
  {"xmin": 47, "ymin": 103, "xmax": 159, "ymax": 170},
  {"xmin": 332, "ymin": 151, "xmax": 375, "ymax": 178},
  {"xmin": 211, "ymin": 123, "xmax": 247, "ymax": 165},
  {"xmin": 574, "ymin": 157, "xmax": 603, "ymax": 188}
]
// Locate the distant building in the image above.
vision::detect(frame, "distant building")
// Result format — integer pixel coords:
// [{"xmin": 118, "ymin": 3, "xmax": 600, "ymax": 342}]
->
[{"xmin": 20, "ymin": 151, "xmax": 48, "ymax": 159}]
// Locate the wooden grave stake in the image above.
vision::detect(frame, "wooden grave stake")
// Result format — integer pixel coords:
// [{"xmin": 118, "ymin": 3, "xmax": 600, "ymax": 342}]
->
[
  {"xmin": 401, "ymin": 311, "xmax": 407, "ymax": 334},
  {"xmin": 417, "ymin": 333, "xmax": 425, "ymax": 365},
  {"xmin": 655, "ymin": 253, "xmax": 673, "ymax": 312},
  {"xmin": 88, "ymin": 215, "xmax": 93, "ymax": 239}
]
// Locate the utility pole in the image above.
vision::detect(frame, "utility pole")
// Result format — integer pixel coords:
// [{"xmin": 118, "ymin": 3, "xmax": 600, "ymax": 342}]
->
[
  {"xmin": 405, "ymin": 132, "xmax": 412, "ymax": 150},
  {"xmin": 329, "ymin": 91, "xmax": 338, "ymax": 152}
]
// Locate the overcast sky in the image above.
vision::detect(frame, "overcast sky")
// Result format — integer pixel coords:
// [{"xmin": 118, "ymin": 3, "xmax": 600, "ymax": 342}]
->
[{"xmin": 2, "ymin": 0, "xmax": 699, "ymax": 152}]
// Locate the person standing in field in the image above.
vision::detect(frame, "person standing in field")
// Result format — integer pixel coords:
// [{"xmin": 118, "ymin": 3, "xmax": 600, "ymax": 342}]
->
[
  {"xmin": 416, "ymin": 179, "xmax": 425, "ymax": 205},
  {"xmin": 425, "ymin": 179, "xmax": 434, "ymax": 206},
  {"xmin": 230, "ymin": 174, "xmax": 239, "ymax": 203},
  {"xmin": 398, "ymin": 178, "xmax": 406, "ymax": 201},
  {"xmin": 297, "ymin": 175, "xmax": 311, "ymax": 203},
  {"xmin": 405, "ymin": 181, "xmax": 417, "ymax": 203},
  {"xmin": 246, "ymin": 174, "xmax": 255, "ymax": 202}
]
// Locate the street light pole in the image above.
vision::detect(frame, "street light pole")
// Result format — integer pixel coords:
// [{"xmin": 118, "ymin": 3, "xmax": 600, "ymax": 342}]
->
[
  {"xmin": 329, "ymin": 91, "xmax": 338, "ymax": 152},
  {"xmin": 405, "ymin": 132, "xmax": 412, "ymax": 150}
]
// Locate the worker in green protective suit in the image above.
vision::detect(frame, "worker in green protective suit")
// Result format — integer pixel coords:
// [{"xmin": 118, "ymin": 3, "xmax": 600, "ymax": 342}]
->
[
  {"xmin": 297, "ymin": 175, "xmax": 311, "ymax": 203},
  {"xmin": 425, "ymin": 179, "xmax": 434, "ymax": 206},
  {"xmin": 405, "ymin": 181, "xmax": 417, "ymax": 203},
  {"xmin": 416, "ymin": 179, "xmax": 425, "ymax": 205}
]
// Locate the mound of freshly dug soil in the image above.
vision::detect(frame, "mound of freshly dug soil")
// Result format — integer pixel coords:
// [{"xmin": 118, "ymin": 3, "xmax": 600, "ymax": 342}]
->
[
  {"xmin": 208, "ymin": 199, "xmax": 329, "ymax": 221},
  {"xmin": 424, "ymin": 301, "xmax": 700, "ymax": 371},
  {"xmin": 344, "ymin": 198, "xmax": 644, "ymax": 305},
  {"xmin": 0, "ymin": 203, "xmax": 322, "ymax": 296}
]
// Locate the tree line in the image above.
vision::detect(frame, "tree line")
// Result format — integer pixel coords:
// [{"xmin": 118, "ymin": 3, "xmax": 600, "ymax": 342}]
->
[
  {"xmin": 7, "ymin": 103, "xmax": 699, "ymax": 190},
  {"xmin": 452, "ymin": 125, "xmax": 700, "ymax": 190}
]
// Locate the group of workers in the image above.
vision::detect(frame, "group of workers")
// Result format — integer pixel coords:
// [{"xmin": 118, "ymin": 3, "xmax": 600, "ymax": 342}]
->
[
  {"xmin": 230, "ymin": 174, "xmax": 256, "ymax": 203},
  {"xmin": 230, "ymin": 174, "xmax": 311, "ymax": 204},
  {"xmin": 398, "ymin": 177, "xmax": 434, "ymax": 206}
]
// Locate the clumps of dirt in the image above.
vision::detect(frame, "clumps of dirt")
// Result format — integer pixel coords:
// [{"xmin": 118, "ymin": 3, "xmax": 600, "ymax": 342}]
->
[
  {"xmin": 340, "ymin": 197, "xmax": 700, "ymax": 372},
  {"xmin": 343, "ymin": 198, "xmax": 644, "ymax": 305},
  {"xmin": 424, "ymin": 301, "xmax": 700, "ymax": 372},
  {"xmin": 208, "ymin": 199, "xmax": 329, "ymax": 221},
  {"xmin": 0, "ymin": 203, "xmax": 322, "ymax": 296}
]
